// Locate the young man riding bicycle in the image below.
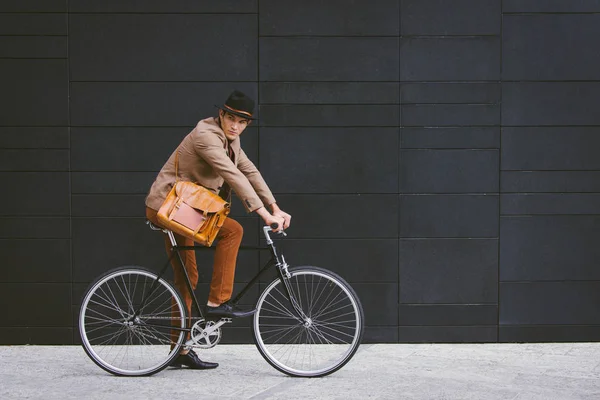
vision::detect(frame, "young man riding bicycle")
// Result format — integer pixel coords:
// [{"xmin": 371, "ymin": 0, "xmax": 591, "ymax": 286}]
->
[{"xmin": 145, "ymin": 90, "xmax": 292, "ymax": 370}]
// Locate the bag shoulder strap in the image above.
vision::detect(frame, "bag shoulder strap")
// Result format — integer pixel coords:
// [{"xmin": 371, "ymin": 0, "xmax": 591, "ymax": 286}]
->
[{"xmin": 174, "ymin": 151, "xmax": 180, "ymax": 183}]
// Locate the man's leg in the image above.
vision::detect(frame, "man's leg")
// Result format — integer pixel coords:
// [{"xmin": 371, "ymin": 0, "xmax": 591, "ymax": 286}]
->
[
  {"xmin": 145, "ymin": 207, "xmax": 198, "ymax": 343},
  {"xmin": 208, "ymin": 217, "xmax": 243, "ymax": 305},
  {"xmin": 145, "ymin": 207, "xmax": 218, "ymax": 369},
  {"xmin": 166, "ymin": 232, "xmax": 198, "ymax": 342}
]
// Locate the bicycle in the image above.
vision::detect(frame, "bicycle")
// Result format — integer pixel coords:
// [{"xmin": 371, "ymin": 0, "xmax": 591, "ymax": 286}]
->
[{"xmin": 79, "ymin": 221, "xmax": 365, "ymax": 377}]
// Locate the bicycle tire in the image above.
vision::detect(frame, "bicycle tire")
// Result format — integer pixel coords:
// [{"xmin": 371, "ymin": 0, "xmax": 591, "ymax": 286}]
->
[
  {"xmin": 252, "ymin": 266, "xmax": 364, "ymax": 377},
  {"xmin": 79, "ymin": 266, "xmax": 187, "ymax": 376}
]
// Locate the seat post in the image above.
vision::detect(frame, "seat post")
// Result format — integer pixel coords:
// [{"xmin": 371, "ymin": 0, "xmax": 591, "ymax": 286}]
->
[
  {"xmin": 146, "ymin": 220, "xmax": 178, "ymax": 247},
  {"xmin": 166, "ymin": 230, "xmax": 178, "ymax": 247}
]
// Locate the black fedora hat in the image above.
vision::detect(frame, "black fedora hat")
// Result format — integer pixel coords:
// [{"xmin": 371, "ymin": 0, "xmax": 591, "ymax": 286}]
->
[{"xmin": 215, "ymin": 90, "xmax": 256, "ymax": 120}]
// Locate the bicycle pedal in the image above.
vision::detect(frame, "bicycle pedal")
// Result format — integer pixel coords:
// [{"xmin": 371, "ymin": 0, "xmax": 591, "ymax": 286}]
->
[{"xmin": 205, "ymin": 316, "xmax": 232, "ymax": 323}]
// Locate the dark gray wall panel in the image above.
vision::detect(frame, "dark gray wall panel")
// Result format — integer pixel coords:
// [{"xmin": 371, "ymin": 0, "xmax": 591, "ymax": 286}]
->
[
  {"xmin": 502, "ymin": 194, "xmax": 600, "ymax": 215},
  {"xmin": 400, "ymin": 195, "xmax": 499, "ymax": 238},
  {"xmin": 0, "ymin": 36, "xmax": 67, "ymax": 58},
  {"xmin": 69, "ymin": 0, "xmax": 257, "ymax": 13},
  {"xmin": 503, "ymin": 0, "xmax": 600, "ymax": 12},
  {"xmin": 500, "ymin": 326, "xmax": 600, "ymax": 343},
  {"xmin": 0, "ymin": 127, "xmax": 68, "ymax": 149},
  {"xmin": 502, "ymin": 83, "xmax": 600, "ymax": 126},
  {"xmin": 0, "ymin": 1, "xmax": 66, "ymax": 12},
  {"xmin": 365, "ymin": 327, "xmax": 398, "ymax": 343},
  {"xmin": 259, "ymin": 239, "xmax": 398, "ymax": 282},
  {"xmin": 0, "ymin": 173, "xmax": 69, "ymax": 216},
  {"xmin": 402, "ymin": 0, "xmax": 500, "ymax": 35},
  {"xmin": 260, "ymin": 38, "xmax": 399, "ymax": 81},
  {"xmin": 71, "ymin": 127, "xmax": 185, "ymax": 171},
  {"xmin": 0, "ymin": 60, "xmax": 67, "ymax": 126},
  {"xmin": 0, "ymin": 218, "xmax": 70, "ymax": 239},
  {"xmin": 502, "ymin": 171, "xmax": 600, "ymax": 193},
  {"xmin": 260, "ymin": 128, "xmax": 398, "ymax": 193},
  {"xmin": 503, "ymin": 15, "xmax": 600, "ymax": 80},
  {"xmin": 0, "ymin": 150, "xmax": 68, "ymax": 171},
  {"xmin": 70, "ymin": 83, "xmax": 257, "ymax": 126},
  {"xmin": 216, "ymin": 328, "xmax": 252, "ymax": 345},
  {"xmin": 260, "ymin": 82, "xmax": 399, "ymax": 104},
  {"xmin": 399, "ymin": 239, "xmax": 498, "ymax": 303},
  {"xmin": 502, "ymin": 127, "xmax": 600, "ymax": 170},
  {"xmin": 500, "ymin": 216, "xmax": 600, "ymax": 281},
  {"xmin": 399, "ymin": 326, "xmax": 497, "ymax": 343},
  {"xmin": 3, "ymin": 0, "xmax": 600, "ymax": 345},
  {"xmin": 2, "ymin": 283, "xmax": 70, "ymax": 326},
  {"xmin": 72, "ymin": 172, "xmax": 157, "ymax": 194},
  {"xmin": 70, "ymin": 14, "xmax": 257, "ymax": 81},
  {"xmin": 273, "ymin": 195, "xmax": 398, "ymax": 238},
  {"xmin": 400, "ymin": 37, "xmax": 500, "ymax": 81},
  {"xmin": 0, "ymin": 14, "xmax": 67, "ymax": 35},
  {"xmin": 402, "ymin": 128, "xmax": 500, "ymax": 149},
  {"xmin": 353, "ymin": 283, "xmax": 398, "ymax": 325},
  {"xmin": 500, "ymin": 282, "xmax": 600, "ymax": 325},
  {"xmin": 72, "ymin": 195, "xmax": 146, "ymax": 217},
  {"xmin": 400, "ymin": 150, "xmax": 499, "ymax": 193},
  {"xmin": 72, "ymin": 218, "xmax": 167, "ymax": 282},
  {"xmin": 0, "ymin": 239, "xmax": 70, "ymax": 282},
  {"xmin": 260, "ymin": 0, "xmax": 399, "ymax": 36},
  {"xmin": 0, "ymin": 327, "xmax": 72, "ymax": 345},
  {"xmin": 402, "ymin": 105, "xmax": 499, "ymax": 126},
  {"xmin": 401, "ymin": 83, "xmax": 500, "ymax": 104},
  {"xmin": 259, "ymin": 105, "xmax": 399, "ymax": 127},
  {"xmin": 399, "ymin": 305, "xmax": 497, "ymax": 326}
]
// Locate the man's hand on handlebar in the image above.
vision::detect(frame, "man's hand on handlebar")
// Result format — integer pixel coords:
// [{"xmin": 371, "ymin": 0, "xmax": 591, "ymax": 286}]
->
[
  {"xmin": 255, "ymin": 206, "xmax": 285, "ymax": 232},
  {"xmin": 265, "ymin": 214, "xmax": 285, "ymax": 232},
  {"xmin": 270, "ymin": 202, "xmax": 292, "ymax": 230}
]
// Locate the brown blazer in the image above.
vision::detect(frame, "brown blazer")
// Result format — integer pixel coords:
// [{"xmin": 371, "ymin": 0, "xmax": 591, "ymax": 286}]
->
[{"xmin": 145, "ymin": 117, "xmax": 276, "ymax": 213}]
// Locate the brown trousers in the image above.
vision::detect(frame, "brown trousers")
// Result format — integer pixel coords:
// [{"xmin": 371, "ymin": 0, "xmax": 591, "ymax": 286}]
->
[{"xmin": 145, "ymin": 207, "xmax": 243, "ymax": 314}]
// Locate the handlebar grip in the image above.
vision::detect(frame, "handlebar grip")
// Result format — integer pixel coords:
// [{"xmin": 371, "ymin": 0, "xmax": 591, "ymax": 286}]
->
[{"xmin": 270, "ymin": 223, "xmax": 279, "ymax": 229}]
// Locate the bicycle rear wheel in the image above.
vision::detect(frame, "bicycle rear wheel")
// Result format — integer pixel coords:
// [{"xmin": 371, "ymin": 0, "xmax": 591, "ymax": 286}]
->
[
  {"xmin": 253, "ymin": 266, "xmax": 364, "ymax": 377},
  {"xmin": 79, "ymin": 267, "xmax": 186, "ymax": 376}
]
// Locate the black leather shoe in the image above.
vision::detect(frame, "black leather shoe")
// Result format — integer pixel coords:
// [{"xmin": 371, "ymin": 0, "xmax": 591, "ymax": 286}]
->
[
  {"xmin": 171, "ymin": 350, "xmax": 218, "ymax": 370},
  {"xmin": 206, "ymin": 302, "xmax": 256, "ymax": 318}
]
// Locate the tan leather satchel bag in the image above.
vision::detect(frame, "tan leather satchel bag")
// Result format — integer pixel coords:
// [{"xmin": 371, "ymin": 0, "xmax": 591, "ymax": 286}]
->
[{"xmin": 157, "ymin": 152, "xmax": 230, "ymax": 247}]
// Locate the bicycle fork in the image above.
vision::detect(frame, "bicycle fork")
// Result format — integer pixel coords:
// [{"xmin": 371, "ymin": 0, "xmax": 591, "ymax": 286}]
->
[
  {"xmin": 277, "ymin": 256, "xmax": 311, "ymax": 324},
  {"xmin": 263, "ymin": 226, "xmax": 310, "ymax": 324}
]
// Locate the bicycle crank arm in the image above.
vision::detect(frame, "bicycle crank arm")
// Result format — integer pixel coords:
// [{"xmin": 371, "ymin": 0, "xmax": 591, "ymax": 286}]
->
[{"xmin": 184, "ymin": 318, "xmax": 232, "ymax": 348}]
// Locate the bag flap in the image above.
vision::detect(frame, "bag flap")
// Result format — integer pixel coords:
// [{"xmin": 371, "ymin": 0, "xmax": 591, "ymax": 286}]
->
[{"xmin": 175, "ymin": 181, "xmax": 228, "ymax": 213}]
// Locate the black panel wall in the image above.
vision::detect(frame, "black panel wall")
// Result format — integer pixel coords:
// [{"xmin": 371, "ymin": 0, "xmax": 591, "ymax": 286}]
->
[{"xmin": 0, "ymin": 0, "xmax": 598, "ymax": 344}]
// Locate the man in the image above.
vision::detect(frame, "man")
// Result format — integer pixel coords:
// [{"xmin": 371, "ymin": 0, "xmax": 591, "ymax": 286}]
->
[{"xmin": 145, "ymin": 90, "xmax": 292, "ymax": 369}]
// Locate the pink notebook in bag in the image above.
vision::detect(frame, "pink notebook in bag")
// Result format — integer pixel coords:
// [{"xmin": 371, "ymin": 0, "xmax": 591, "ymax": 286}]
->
[{"xmin": 172, "ymin": 202, "xmax": 206, "ymax": 230}]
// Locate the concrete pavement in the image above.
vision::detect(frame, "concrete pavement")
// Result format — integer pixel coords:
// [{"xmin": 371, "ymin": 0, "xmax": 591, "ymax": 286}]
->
[{"xmin": 1, "ymin": 343, "xmax": 600, "ymax": 399}]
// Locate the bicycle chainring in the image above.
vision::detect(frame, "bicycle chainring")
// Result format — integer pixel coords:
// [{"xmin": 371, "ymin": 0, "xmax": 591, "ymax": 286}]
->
[{"xmin": 190, "ymin": 319, "xmax": 222, "ymax": 349}]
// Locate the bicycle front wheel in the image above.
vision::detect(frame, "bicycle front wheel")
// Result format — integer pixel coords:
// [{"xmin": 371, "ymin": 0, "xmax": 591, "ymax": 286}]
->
[
  {"xmin": 253, "ymin": 266, "xmax": 364, "ymax": 377},
  {"xmin": 79, "ymin": 267, "xmax": 187, "ymax": 376}
]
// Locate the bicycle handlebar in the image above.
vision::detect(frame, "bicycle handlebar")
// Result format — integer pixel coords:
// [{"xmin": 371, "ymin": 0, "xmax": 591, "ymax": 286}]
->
[{"xmin": 265, "ymin": 223, "xmax": 287, "ymax": 238}]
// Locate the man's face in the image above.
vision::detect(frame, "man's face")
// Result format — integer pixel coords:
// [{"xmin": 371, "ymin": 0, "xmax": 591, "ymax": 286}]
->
[{"xmin": 219, "ymin": 110, "xmax": 251, "ymax": 141}]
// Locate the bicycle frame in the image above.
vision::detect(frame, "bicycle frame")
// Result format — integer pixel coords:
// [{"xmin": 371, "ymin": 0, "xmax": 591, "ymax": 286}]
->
[{"xmin": 136, "ymin": 225, "xmax": 305, "ymax": 333}]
